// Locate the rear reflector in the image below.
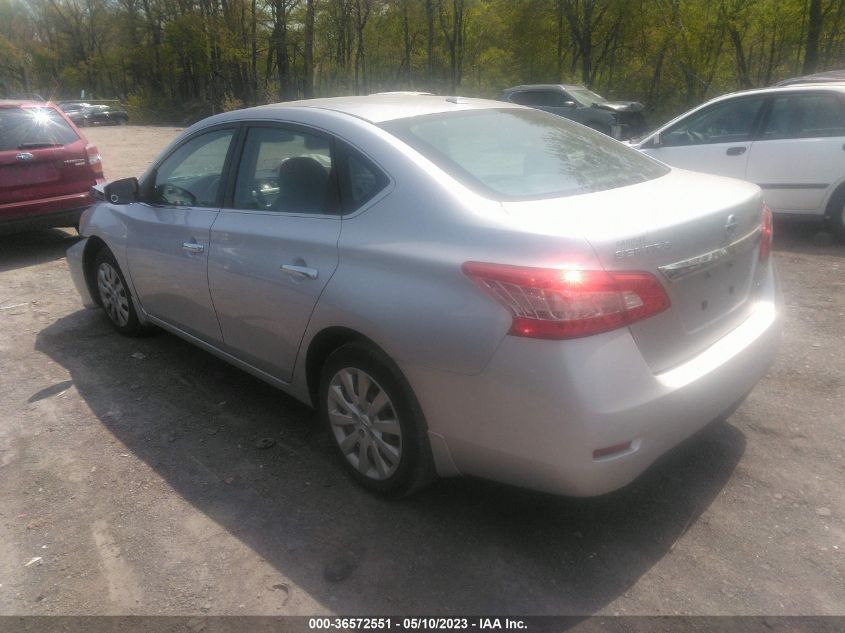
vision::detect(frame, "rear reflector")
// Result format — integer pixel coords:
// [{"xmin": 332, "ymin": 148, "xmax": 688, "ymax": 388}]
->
[
  {"xmin": 593, "ymin": 441, "xmax": 633, "ymax": 460},
  {"xmin": 759, "ymin": 204, "xmax": 773, "ymax": 262},
  {"xmin": 462, "ymin": 262, "xmax": 670, "ymax": 340}
]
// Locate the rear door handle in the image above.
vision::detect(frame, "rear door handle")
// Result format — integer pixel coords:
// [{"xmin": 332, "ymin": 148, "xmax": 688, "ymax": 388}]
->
[
  {"xmin": 726, "ymin": 146, "xmax": 747, "ymax": 156},
  {"xmin": 281, "ymin": 264, "xmax": 319, "ymax": 280},
  {"xmin": 181, "ymin": 242, "xmax": 205, "ymax": 254}
]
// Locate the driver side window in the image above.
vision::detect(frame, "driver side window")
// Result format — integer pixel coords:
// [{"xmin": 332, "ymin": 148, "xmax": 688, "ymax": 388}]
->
[
  {"xmin": 662, "ymin": 97, "xmax": 765, "ymax": 147},
  {"xmin": 152, "ymin": 128, "xmax": 234, "ymax": 207}
]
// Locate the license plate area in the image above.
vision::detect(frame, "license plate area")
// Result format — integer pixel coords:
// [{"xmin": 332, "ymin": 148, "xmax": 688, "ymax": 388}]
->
[
  {"xmin": 0, "ymin": 162, "xmax": 59, "ymax": 187},
  {"xmin": 673, "ymin": 247, "xmax": 757, "ymax": 332}
]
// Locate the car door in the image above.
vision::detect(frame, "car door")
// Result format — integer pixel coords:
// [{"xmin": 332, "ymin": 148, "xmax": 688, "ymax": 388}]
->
[
  {"xmin": 207, "ymin": 123, "xmax": 343, "ymax": 383},
  {"xmin": 746, "ymin": 91, "xmax": 845, "ymax": 215},
  {"xmin": 124, "ymin": 126, "xmax": 237, "ymax": 344},
  {"xmin": 641, "ymin": 95, "xmax": 766, "ymax": 180}
]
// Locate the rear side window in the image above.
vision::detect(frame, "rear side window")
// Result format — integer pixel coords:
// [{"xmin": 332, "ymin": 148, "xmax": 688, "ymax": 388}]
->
[
  {"xmin": 0, "ymin": 107, "xmax": 79, "ymax": 151},
  {"xmin": 381, "ymin": 108, "xmax": 668, "ymax": 200},
  {"xmin": 339, "ymin": 147, "xmax": 389, "ymax": 211},
  {"xmin": 761, "ymin": 93, "xmax": 845, "ymax": 139},
  {"xmin": 232, "ymin": 126, "xmax": 339, "ymax": 214}
]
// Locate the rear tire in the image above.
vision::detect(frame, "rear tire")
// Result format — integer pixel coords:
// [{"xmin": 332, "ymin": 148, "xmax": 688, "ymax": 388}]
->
[
  {"xmin": 827, "ymin": 188, "xmax": 845, "ymax": 239},
  {"xmin": 93, "ymin": 248, "xmax": 145, "ymax": 336},
  {"xmin": 319, "ymin": 342, "xmax": 435, "ymax": 497}
]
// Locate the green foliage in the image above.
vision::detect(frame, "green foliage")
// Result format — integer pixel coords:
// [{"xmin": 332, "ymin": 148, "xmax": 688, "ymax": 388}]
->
[{"xmin": 1, "ymin": 0, "xmax": 843, "ymax": 125}]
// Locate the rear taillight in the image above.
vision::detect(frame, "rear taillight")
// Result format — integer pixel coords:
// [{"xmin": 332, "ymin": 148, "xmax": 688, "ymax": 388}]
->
[
  {"xmin": 85, "ymin": 144, "xmax": 103, "ymax": 177},
  {"xmin": 759, "ymin": 204, "xmax": 773, "ymax": 262},
  {"xmin": 462, "ymin": 262, "xmax": 671, "ymax": 340}
]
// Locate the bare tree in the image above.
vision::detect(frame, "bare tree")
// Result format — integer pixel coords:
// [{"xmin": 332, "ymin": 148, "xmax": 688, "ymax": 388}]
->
[{"xmin": 802, "ymin": 0, "xmax": 822, "ymax": 73}]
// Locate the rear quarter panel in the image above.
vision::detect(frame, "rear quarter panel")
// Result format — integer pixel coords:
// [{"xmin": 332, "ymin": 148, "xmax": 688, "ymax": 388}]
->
[{"xmin": 293, "ymin": 115, "xmax": 601, "ymax": 385}]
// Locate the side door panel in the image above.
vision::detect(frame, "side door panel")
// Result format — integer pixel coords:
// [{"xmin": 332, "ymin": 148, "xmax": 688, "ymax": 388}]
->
[
  {"xmin": 207, "ymin": 124, "xmax": 342, "ymax": 383},
  {"xmin": 125, "ymin": 205, "xmax": 222, "ymax": 342},
  {"xmin": 643, "ymin": 142, "xmax": 752, "ymax": 179},
  {"xmin": 208, "ymin": 213, "xmax": 340, "ymax": 381},
  {"xmin": 641, "ymin": 96, "xmax": 765, "ymax": 180},
  {"xmin": 125, "ymin": 126, "xmax": 237, "ymax": 344},
  {"xmin": 746, "ymin": 91, "xmax": 845, "ymax": 214}
]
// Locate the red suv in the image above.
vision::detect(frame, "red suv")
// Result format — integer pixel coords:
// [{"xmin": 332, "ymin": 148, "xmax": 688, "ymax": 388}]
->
[{"xmin": 0, "ymin": 101, "xmax": 105, "ymax": 235}]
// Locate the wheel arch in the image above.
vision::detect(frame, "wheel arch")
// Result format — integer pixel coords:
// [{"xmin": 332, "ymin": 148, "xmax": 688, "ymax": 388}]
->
[
  {"xmin": 304, "ymin": 326, "xmax": 383, "ymax": 407},
  {"xmin": 81, "ymin": 235, "xmax": 109, "ymax": 307},
  {"xmin": 823, "ymin": 178, "xmax": 845, "ymax": 221}
]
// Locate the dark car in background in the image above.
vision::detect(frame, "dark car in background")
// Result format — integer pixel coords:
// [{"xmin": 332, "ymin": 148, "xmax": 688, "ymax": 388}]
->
[
  {"xmin": 0, "ymin": 101, "xmax": 105, "ymax": 234},
  {"xmin": 82, "ymin": 104, "xmax": 128, "ymax": 126},
  {"xmin": 58, "ymin": 101, "xmax": 91, "ymax": 126},
  {"xmin": 500, "ymin": 84, "xmax": 647, "ymax": 140}
]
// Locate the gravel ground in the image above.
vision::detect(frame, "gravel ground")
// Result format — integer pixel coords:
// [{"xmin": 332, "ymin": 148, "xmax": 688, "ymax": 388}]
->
[{"xmin": 0, "ymin": 126, "xmax": 842, "ymax": 616}]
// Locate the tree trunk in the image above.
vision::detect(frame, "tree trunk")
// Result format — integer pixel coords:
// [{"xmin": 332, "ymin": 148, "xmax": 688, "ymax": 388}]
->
[
  {"xmin": 729, "ymin": 26, "xmax": 751, "ymax": 88},
  {"xmin": 274, "ymin": 0, "xmax": 290, "ymax": 100},
  {"xmin": 425, "ymin": 0, "xmax": 434, "ymax": 86},
  {"xmin": 802, "ymin": 0, "xmax": 822, "ymax": 74},
  {"xmin": 251, "ymin": 0, "xmax": 258, "ymax": 102},
  {"xmin": 354, "ymin": 0, "xmax": 370, "ymax": 95},
  {"xmin": 402, "ymin": 0, "xmax": 412, "ymax": 85},
  {"xmin": 304, "ymin": 0, "xmax": 314, "ymax": 97}
]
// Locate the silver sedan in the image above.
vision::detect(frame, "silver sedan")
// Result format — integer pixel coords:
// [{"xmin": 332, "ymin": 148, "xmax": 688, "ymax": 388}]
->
[{"xmin": 67, "ymin": 95, "xmax": 782, "ymax": 497}]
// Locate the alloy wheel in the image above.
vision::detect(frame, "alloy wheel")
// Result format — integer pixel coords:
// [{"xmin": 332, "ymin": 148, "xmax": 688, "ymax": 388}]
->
[
  {"xmin": 327, "ymin": 367, "xmax": 402, "ymax": 480},
  {"xmin": 97, "ymin": 262, "xmax": 130, "ymax": 327}
]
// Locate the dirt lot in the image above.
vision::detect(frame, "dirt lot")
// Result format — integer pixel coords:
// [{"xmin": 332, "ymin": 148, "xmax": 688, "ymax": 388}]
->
[{"xmin": 0, "ymin": 125, "xmax": 842, "ymax": 616}]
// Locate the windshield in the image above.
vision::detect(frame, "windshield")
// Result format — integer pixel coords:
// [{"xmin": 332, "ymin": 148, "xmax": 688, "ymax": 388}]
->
[
  {"xmin": 381, "ymin": 108, "xmax": 668, "ymax": 200},
  {"xmin": 0, "ymin": 107, "xmax": 79, "ymax": 151},
  {"xmin": 568, "ymin": 88, "xmax": 608, "ymax": 107}
]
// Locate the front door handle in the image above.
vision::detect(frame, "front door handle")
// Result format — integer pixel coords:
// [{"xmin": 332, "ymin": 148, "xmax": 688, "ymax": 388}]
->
[
  {"xmin": 281, "ymin": 264, "xmax": 319, "ymax": 280},
  {"xmin": 726, "ymin": 146, "xmax": 747, "ymax": 156},
  {"xmin": 181, "ymin": 242, "xmax": 205, "ymax": 254}
]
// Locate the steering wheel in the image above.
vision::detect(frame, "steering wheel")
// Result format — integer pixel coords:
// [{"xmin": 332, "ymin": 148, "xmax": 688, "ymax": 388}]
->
[{"xmin": 157, "ymin": 184, "xmax": 197, "ymax": 207}]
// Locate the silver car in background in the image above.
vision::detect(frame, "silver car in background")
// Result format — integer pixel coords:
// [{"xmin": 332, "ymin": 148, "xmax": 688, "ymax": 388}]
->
[{"xmin": 67, "ymin": 95, "xmax": 781, "ymax": 497}]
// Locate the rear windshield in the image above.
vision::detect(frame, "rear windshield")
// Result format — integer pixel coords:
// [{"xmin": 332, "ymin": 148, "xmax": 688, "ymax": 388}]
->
[
  {"xmin": 0, "ymin": 107, "xmax": 79, "ymax": 151},
  {"xmin": 381, "ymin": 108, "xmax": 668, "ymax": 200}
]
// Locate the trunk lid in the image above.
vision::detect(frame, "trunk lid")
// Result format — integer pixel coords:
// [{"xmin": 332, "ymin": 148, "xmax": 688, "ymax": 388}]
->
[{"xmin": 501, "ymin": 168, "xmax": 765, "ymax": 372}]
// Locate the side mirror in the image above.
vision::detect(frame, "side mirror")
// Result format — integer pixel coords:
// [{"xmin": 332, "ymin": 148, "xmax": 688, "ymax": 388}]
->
[
  {"xmin": 103, "ymin": 177, "xmax": 139, "ymax": 204},
  {"xmin": 563, "ymin": 100, "xmax": 577, "ymax": 108},
  {"xmin": 651, "ymin": 131, "xmax": 662, "ymax": 147}
]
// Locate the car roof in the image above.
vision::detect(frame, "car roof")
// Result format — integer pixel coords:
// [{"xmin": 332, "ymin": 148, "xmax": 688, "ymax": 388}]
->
[
  {"xmin": 502, "ymin": 84, "xmax": 587, "ymax": 92},
  {"xmin": 776, "ymin": 69, "xmax": 845, "ymax": 85},
  {"xmin": 253, "ymin": 95, "xmax": 520, "ymax": 123},
  {"xmin": 705, "ymin": 82, "xmax": 845, "ymax": 104},
  {"xmin": 0, "ymin": 100, "xmax": 53, "ymax": 109}
]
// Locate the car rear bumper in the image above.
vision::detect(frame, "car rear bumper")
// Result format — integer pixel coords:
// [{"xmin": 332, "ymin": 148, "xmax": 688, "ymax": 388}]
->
[
  {"xmin": 405, "ymin": 263, "xmax": 782, "ymax": 497},
  {"xmin": 0, "ymin": 190, "xmax": 97, "ymax": 234}
]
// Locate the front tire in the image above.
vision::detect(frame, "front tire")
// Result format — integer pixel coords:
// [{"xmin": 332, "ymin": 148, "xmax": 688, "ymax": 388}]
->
[
  {"xmin": 94, "ymin": 248, "xmax": 145, "ymax": 336},
  {"xmin": 319, "ymin": 342, "xmax": 435, "ymax": 497}
]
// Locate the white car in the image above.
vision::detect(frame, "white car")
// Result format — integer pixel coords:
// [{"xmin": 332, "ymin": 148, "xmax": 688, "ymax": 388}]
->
[{"xmin": 631, "ymin": 83, "xmax": 845, "ymax": 236}]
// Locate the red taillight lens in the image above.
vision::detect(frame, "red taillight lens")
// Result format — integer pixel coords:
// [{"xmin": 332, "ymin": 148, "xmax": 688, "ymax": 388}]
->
[
  {"xmin": 85, "ymin": 144, "xmax": 103, "ymax": 177},
  {"xmin": 462, "ymin": 262, "xmax": 671, "ymax": 340},
  {"xmin": 759, "ymin": 204, "xmax": 773, "ymax": 262}
]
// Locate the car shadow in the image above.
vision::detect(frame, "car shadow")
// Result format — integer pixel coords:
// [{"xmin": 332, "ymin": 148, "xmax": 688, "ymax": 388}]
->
[
  {"xmin": 36, "ymin": 310, "xmax": 746, "ymax": 615},
  {"xmin": 0, "ymin": 228, "xmax": 80, "ymax": 273},
  {"xmin": 772, "ymin": 217, "xmax": 845, "ymax": 259}
]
